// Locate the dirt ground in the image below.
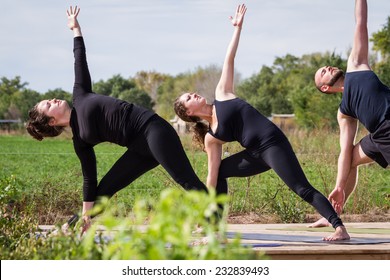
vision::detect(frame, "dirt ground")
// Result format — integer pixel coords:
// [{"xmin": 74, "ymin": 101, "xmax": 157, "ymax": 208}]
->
[{"xmin": 227, "ymin": 212, "xmax": 390, "ymax": 224}]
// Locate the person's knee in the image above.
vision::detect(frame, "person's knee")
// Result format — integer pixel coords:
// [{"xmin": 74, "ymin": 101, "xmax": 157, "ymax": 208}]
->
[
  {"xmin": 295, "ymin": 184, "xmax": 315, "ymax": 201},
  {"xmin": 351, "ymin": 156, "xmax": 359, "ymax": 168},
  {"xmin": 351, "ymin": 144, "xmax": 372, "ymax": 167}
]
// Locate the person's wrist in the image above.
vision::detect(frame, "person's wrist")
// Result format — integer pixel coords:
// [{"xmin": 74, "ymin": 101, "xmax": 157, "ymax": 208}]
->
[{"xmin": 82, "ymin": 215, "xmax": 91, "ymax": 224}]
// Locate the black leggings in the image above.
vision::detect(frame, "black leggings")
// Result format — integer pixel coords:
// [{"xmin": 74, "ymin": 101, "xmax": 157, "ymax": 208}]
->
[
  {"xmin": 96, "ymin": 115, "xmax": 208, "ymax": 198},
  {"xmin": 217, "ymin": 139, "xmax": 343, "ymax": 229}
]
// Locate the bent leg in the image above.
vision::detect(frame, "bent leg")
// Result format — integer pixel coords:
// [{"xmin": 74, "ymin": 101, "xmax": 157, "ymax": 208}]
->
[
  {"xmin": 217, "ymin": 149, "xmax": 271, "ymax": 195},
  {"xmin": 97, "ymin": 149, "xmax": 159, "ymax": 198},
  {"xmin": 144, "ymin": 117, "xmax": 208, "ymax": 192}
]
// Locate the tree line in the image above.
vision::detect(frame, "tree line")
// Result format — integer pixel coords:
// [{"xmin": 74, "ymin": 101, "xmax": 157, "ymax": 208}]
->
[{"xmin": 1, "ymin": 16, "xmax": 389, "ymax": 131}]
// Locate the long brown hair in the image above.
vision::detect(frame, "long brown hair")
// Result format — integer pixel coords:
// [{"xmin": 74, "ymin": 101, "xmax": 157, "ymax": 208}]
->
[
  {"xmin": 173, "ymin": 97, "xmax": 208, "ymax": 150},
  {"xmin": 26, "ymin": 104, "xmax": 65, "ymax": 141}
]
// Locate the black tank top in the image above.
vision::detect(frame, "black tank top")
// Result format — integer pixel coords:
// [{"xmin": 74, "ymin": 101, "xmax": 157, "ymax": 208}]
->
[
  {"xmin": 340, "ymin": 70, "xmax": 390, "ymax": 132},
  {"xmin": 208, "ymin": 98, "xmax": 286, "ymax": 151}
]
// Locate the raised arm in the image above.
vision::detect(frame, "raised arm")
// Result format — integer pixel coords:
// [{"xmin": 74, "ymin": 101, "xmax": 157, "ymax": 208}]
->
[
  {"xmin": 67, "ymin": 6, "xmax": 93, "ymax": 94},
  {"xmin": 67, "ymin": 6, "xmax": 82, "ymax": 37},
  {"xmin": 347, "ymin": 0, "xmax": 370, "ymax": 71},
  {"xmin": 215, "ymin": 4, "xmax": 247, "ymax": 101}
]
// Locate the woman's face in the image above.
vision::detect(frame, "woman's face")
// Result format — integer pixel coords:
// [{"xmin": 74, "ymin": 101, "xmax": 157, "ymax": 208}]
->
[
  {"xmin": 179, "ymin": 92, "xmax": 206, "ymax": 116},
  {"xmin": 37, "ymin": 99, "xmax": 69, "ymax": 125}
]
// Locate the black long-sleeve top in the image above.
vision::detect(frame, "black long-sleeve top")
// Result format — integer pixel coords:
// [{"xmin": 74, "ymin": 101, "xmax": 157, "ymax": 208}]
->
[{"xmin": 70, "ymin": 36, "xmax": 155, "ymax": 201}]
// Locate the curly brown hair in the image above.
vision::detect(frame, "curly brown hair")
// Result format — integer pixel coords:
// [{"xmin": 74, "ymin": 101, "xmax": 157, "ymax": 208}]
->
[
  {"xmin": 173, "ymin": 97, "xmax": 208, "ymax": 150},
  {"xmin": 26, "ymin": 104, "xmax": 65, "ymax": 141}
]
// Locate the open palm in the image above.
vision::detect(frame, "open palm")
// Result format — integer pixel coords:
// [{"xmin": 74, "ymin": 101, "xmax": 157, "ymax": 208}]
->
[
  {"xmin": 229, "ymin": 4, "xmax": 247, "ymax": 27},
  {"xmin": 67, "ymin": 6, "xmax": 80, "ymax": 30},
  {"xmin": 328, "ymin": 188, "xmax": 345, "ymax": 214}
]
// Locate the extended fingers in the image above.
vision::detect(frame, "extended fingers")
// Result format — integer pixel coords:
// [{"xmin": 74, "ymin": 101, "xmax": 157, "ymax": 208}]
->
[
  {"xmin": 74, "ymin": 6, "xmax": 80, "ymax": 17},
  {"xmin": 237, "ymin": 4, "xmax": 247, "ymax": 15},
  {"xmin": 67, "ymin": 5, "xmax": 80, "ymax": 16}
]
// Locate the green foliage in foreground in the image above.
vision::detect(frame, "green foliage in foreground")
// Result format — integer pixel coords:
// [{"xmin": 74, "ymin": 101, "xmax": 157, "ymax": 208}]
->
[{"xmin": 1, "ymin": 189, "xmax": 261, "ymax": 260}]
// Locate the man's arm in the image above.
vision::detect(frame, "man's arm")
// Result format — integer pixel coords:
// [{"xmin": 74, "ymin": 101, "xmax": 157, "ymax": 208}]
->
[
  {"xmin": 347, "ymin": 0, "xmax": 370, "ymax": 72},
  {"xmin": 330, "ymin": 109, "xmax": 359, "ymax": 212}
]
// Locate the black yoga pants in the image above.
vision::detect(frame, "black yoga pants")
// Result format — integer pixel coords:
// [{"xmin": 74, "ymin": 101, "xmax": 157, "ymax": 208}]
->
[
  {"xmin": 96, "ymin": 115, "xmax": 208, "ymax": 197},
  {"xmin": 216, "ymin": 139, "xmax": 343, "ymax": 229}
]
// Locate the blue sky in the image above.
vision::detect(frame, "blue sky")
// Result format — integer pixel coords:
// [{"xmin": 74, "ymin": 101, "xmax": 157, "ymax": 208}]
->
[{"xmin": 1, "ymin": 0, "xmax": 389, "ymax": 93}]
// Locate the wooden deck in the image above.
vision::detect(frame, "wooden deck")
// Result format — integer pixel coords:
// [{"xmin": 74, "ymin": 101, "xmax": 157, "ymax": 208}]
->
[
  {"xmin": 38, "ymin": 222, "xmax": 390, "ymax": 260},
  {"xmin": 226, "ymin": 222, "xmax": 390, "ymax": 260}
]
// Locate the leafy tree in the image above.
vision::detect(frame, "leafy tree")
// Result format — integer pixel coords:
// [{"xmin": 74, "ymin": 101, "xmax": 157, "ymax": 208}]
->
[
  {"xmin": 237, "ymin": 66, "xmax": 273, "ymax": 116},
  {"xmin": 371, "ymin": 16, "xmax": 390, "ymax": 86},
  {"xmin": 371, "ymin": 16, "xmax": 390, "ymax": 60},
  {"xmin": 92, "ymin": 74, "xmax": 154, "ymax": 109},
  {"xmin": 287, "ymin": 52, "xmax": 346, "ymax": 129},
  {"xmin": 156, "ymin": 65, "xmax": 228, "ymax": 120},
  {"xmin": 0, "ymin": 76, "xmax": 34, "ymax": 120},
  {"xmin": 43, "ymin": 88, "xmax": 72, "ymax": 105},
  {"xmin": 134, "ymin": 71, "xmax": 169, "ymax": 104},
  {"xmin": 0, "ymin": 76, "xmax": 27, "ymax": 95},
  {"xmin": 119, "ymin": 88, "xmax": 154, "ymax": 110},
  {"xmin": 10, "ymin": 89, "xmax": 41, "ymax": 121},
  {"xmin": 156, "ymin": 75, "xmax": 176, "ymax": 119},
  {"xmin": 92, "ymin": 74, "xmax": 136, "ymax": 97}
]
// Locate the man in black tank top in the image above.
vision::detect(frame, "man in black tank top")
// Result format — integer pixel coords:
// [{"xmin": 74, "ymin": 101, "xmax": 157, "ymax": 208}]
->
[
  {"xmin": 313, "ymin": 0, "xmax": 390, "ymax": 227},
  {"xmin": 26, "ymin": 6, "xmax": 207, "ymax": 233}
]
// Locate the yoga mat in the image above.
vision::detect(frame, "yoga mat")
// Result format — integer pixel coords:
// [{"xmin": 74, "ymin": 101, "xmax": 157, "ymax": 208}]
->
[
  {"xmin": 270, "ymin": 227, "xmax": 390, "ymax": 235},
  {"xmin": 226, "ymin": 232, "xmax": 390, "ymax": 245},
  {"xmin": 245, "ymin": 243, "xmax": 283, "ymax": 248}
]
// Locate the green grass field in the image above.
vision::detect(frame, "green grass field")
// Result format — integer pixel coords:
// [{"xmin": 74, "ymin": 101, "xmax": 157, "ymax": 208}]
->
[{"xmin": 1, "ymin": 129, "xmax": 389, "ymax": 225}]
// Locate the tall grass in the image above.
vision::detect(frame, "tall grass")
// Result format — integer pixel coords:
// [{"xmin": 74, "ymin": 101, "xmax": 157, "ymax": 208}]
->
[{"xmin": 0, "ymin": 127, "xmax": 389, "ymax": 227}]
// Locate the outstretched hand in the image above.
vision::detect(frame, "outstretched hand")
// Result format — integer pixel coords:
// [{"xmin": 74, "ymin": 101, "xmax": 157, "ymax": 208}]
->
[
  {"xmin": 229, "ymin": 4, "xmax": 247, "ymax": 28},
  {"xmin": 328, "ymin": 188, "xmax": 345, "ymax": 214},
  {"xmin": 67, "ymin": 6, "xmax": 80, "ymax": 30}
]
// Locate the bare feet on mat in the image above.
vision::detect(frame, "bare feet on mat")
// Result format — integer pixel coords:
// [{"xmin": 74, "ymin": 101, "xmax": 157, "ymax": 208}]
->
[{"xmin": 323, "ymin": 226, "xmax": 350, "ymax": 241}]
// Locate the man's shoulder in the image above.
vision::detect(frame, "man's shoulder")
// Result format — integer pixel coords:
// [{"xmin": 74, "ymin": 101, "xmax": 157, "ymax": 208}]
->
[{"xmin": 345, "ymin": 69, "xmax": 374, "ymax": 80}]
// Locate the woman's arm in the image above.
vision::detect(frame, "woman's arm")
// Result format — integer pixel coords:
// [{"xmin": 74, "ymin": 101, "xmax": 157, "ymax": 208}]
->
[
  {"xmin": 67, "ymin": 6, "xmax": 82, "ymax": 37},
  {"xmin": 73, "ymin": 142, "xmax": 98, "ymax": 233},
  {"xmin": 215, "ymin": 4, "xmax": 247, "ymax": 101},
  {"xmin": 67, "ymin": 6, "xmax": 93, "ymax": 94},
  {"xmin": 205, "ymin": 134, "xmax": 223, "ymax": 188}
]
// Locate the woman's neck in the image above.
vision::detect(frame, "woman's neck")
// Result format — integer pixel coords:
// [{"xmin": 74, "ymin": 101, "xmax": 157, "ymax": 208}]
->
[
  {"xmin": 57, "ymin": 108, "xmax": 72, "ymax": 127},
  {"xmin": 197, "ymin": 104, "xmax": 212, "ymax": 123}
]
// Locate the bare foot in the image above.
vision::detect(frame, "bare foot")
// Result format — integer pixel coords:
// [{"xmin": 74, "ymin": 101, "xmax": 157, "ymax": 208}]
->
[
  {"xmin": 308, "ymin": 217, "xmax": 331, "ymax": 228},
  {"xmin": 190, "ymin": 236, "xmax": 209, "ymax": 246},
  {"xmin": 323, "ymin": 226, "xmax": 350, "ymax": 241}
]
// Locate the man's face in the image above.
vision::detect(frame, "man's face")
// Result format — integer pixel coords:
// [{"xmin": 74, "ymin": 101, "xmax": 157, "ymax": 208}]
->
[{"xmin": 315, "ymin": 66, "xmax": 344, "ymax": 90}]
